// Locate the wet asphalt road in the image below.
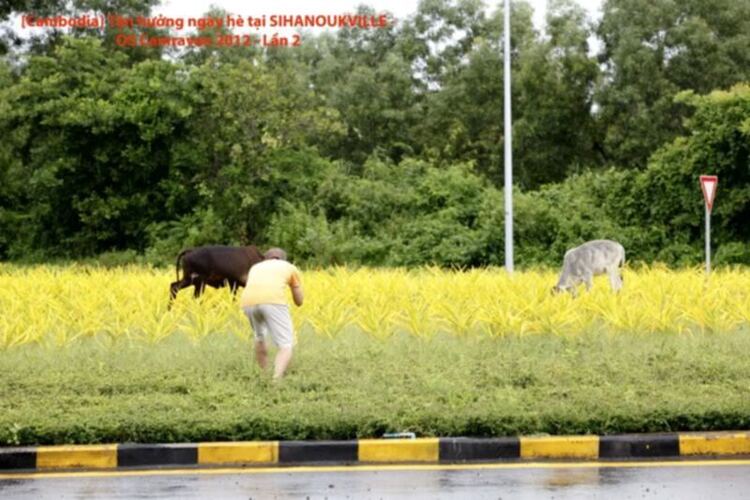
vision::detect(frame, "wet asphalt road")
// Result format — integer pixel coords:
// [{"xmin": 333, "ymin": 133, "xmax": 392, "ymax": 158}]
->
[{"xmin": 1, "ymin": 460, "xmax": 749, "ymax": 499}]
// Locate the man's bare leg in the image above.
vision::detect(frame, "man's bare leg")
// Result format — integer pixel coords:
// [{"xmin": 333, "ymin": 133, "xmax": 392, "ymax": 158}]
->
[
  {"xmin": 273, "ymin": 346, "xmax": 293, "ymax": 379},
  {"xmin": 255, "ymin": 340, "xmax": 268, "ymax": 370}
]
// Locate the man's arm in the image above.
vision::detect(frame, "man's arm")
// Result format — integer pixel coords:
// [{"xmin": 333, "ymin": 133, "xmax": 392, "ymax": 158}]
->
[
  {"xmin": 288, "ymin": 267, "xmax": 303, "ymax": 306},
  {"xmin": 291, "ymin": 284, "xmax": 304, "ymax": 306}
]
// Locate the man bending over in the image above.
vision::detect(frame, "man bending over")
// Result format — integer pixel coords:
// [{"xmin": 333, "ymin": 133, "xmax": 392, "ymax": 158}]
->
[{"xmin": 240, "ymin": 247, "xmax": 303, "ymax": 379}]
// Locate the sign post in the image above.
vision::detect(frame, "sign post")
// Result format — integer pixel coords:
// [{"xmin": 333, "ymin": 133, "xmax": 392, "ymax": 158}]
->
[{"xmin": 700, "ymin": 175, "xmax": 718, "ymax": 276}]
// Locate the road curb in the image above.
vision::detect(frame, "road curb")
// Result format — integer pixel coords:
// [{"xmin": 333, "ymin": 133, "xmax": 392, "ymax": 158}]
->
[{"xmin": 1, "ymin": 431, "xmax": 748, "ymax": 472}]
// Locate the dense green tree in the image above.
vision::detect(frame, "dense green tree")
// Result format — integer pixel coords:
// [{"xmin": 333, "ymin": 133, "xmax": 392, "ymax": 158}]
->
[
  {"xmin": 406, "ymin": 0, "xmax": 487, "ymax": 85},
  {"xmin": 514, "ymin": 0, "xmax": 600, "ymax": 186},
  {"xmin": 180, "ymin": 6, "xmax": 261, "ymax": 66},
  {"xmin": 1, "ymin": 0, "xmax": 66, "ymax": 55},
  {"xmin": 143, "ymin": 55, "xmax": 345, "ymax": 260},
  {"xmin": 0, "ymin": 37, "xmax": 191, "ymax": 257},
  {"xmin": 76, "ymin": 0, "xmax": 164, "ymax": 63},
  {"xmin": 415, "ymin": 2, "xmax": 531, "ymax": 185},
  {"xmin": 267, "ymin": 158, "xmax": 496, "ymax": 267},
  {"xmin": 595, "ymin": 0, "xmax": 750, "ymax": 168},
  {"xmin": 1, "ymin": 0, "xmax": 161, "ymax": 58},
  {"xmin": 0, "ymin": 60, "xmax": 23, "ymax": 255},
  {"xmin": 634, "ymin": 84, "xmax": 750, "ymax": 264},
  {"xmin": 417, "ymin": 0, "xmax": 598, "ymax": 188},
  {"xmin": 1, "ymin": 0, "xmax": 749, "ymax": 267},
  {"xmin": 512, "ymin": 84, "xmax": 750, "ymax": 266},
  {"xmin": 301, "ymin": 5, "xmax": 422, "ymax": 166}
]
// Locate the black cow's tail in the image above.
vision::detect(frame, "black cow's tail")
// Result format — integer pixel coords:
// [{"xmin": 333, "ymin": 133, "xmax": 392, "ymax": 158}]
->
[{"xmin": 175, "ymin": 249, "xmax": 190, "ymax": 281}]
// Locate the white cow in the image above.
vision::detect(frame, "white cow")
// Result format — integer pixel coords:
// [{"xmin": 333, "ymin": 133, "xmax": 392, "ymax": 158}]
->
[{"xmin": 553, "ymin": 240, "xmax": 625, "ymax": 296}]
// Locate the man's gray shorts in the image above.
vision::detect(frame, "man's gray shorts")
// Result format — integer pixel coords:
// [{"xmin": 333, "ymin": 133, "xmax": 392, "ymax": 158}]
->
[{"xmin": 242, "ymin": 304, "xmax": 295, "ymax": 348}]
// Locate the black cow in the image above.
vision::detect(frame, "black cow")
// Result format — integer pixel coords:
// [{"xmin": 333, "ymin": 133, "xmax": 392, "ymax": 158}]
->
[{"xmin": 169, "ymin": 245, "xmax": 264, "ymax": 303}]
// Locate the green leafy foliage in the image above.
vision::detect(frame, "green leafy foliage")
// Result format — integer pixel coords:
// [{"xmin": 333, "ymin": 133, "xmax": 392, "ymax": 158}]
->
[
  {"xmin": 0, "ymin": 1, "xmax": 748, "ymax": 267},
  {"xmin": 595, "ymin": 0, "xmax": 750, "ymax": 168},
  {"xmin": 0, "ymin": 331, "xmax": 748, "ymax": 444}
]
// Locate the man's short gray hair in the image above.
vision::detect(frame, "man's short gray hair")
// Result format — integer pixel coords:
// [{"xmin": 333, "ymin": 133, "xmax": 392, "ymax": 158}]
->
[{"xmin": 264, "ymin": 247, "xmax": 287, "ymax": 260}]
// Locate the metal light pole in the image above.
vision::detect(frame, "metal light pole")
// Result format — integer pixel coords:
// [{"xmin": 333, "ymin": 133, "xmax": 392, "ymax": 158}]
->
[{"xmin": 503, "ymin": 0, "xmax": 513, "ymax": 273}]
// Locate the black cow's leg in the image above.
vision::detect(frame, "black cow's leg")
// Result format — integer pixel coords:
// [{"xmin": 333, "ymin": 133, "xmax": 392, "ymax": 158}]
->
[
  {"xmin": 193, "ymin": 279, "xmax": 206, "ymax": 298},
  {"xmin": 169, "ymin": 278, "xmax": 192, "ymax": 308}
]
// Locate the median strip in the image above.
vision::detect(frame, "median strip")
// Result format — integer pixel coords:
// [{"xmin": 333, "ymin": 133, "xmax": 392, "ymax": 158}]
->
[
  {"xmin": 198, "ymin": 441, "xmax": 278, "ymax": 465},
  {"xmin": 37, "ymin": 444, "xmax": 117, "ymax": 470},
  {"xmin": 358, "ymin": 438, "xmax": 439, "ymax": 463},
  {"xmin": 679, "ymin": 431, "xmax": 750, "ymax": 456},
  {"xmin": 1, "ymin": 431, "xmax": 748, "ymax": 472},
  {"xmin": 520, "ymin": 435, "xmax": 599, "ymax": 459}
]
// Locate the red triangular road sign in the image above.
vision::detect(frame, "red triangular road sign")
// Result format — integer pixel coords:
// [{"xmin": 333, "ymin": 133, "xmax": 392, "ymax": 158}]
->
[{"xmin": 700, "ymin": 175, "xmax": 718, "ymax": 212}]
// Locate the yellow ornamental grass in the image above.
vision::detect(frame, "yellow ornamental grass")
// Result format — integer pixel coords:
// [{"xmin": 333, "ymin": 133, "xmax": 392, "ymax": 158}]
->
[{"xmin": 0, "ymin": 264, "xmax": 749, "ymax": 349}]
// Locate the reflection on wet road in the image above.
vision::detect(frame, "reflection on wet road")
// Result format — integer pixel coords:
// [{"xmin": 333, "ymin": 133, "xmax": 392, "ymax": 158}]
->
[{"xmin": 1, "ymin": 460, "xmax": 749, "ymax": 499}]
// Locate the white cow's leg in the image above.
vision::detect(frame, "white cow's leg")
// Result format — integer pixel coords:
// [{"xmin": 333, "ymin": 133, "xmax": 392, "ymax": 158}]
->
[
  {"xmin": 583, "ymin": 273, "xmax": 593, "ymax": 292},
  {"xmin": 608, "ymin": 269, "xmax": 622, "ymax": 292}
]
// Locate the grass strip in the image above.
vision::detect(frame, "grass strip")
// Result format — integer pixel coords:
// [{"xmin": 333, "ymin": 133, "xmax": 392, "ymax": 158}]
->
[{"xmin": 0, "ymin": 331, "xmax": 749, "ymax": 445}]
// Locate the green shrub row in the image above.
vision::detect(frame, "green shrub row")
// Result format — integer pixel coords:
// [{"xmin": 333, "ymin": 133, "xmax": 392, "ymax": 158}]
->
[{"xmin": 1, "ymin": 331, "xmax": 748, "ymax": 445}]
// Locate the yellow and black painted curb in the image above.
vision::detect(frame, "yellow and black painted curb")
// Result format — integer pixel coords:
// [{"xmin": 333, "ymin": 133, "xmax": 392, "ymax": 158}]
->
[{"xmin": 1, "ymin": 431, "xmax": 749, "ymax": 472}]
